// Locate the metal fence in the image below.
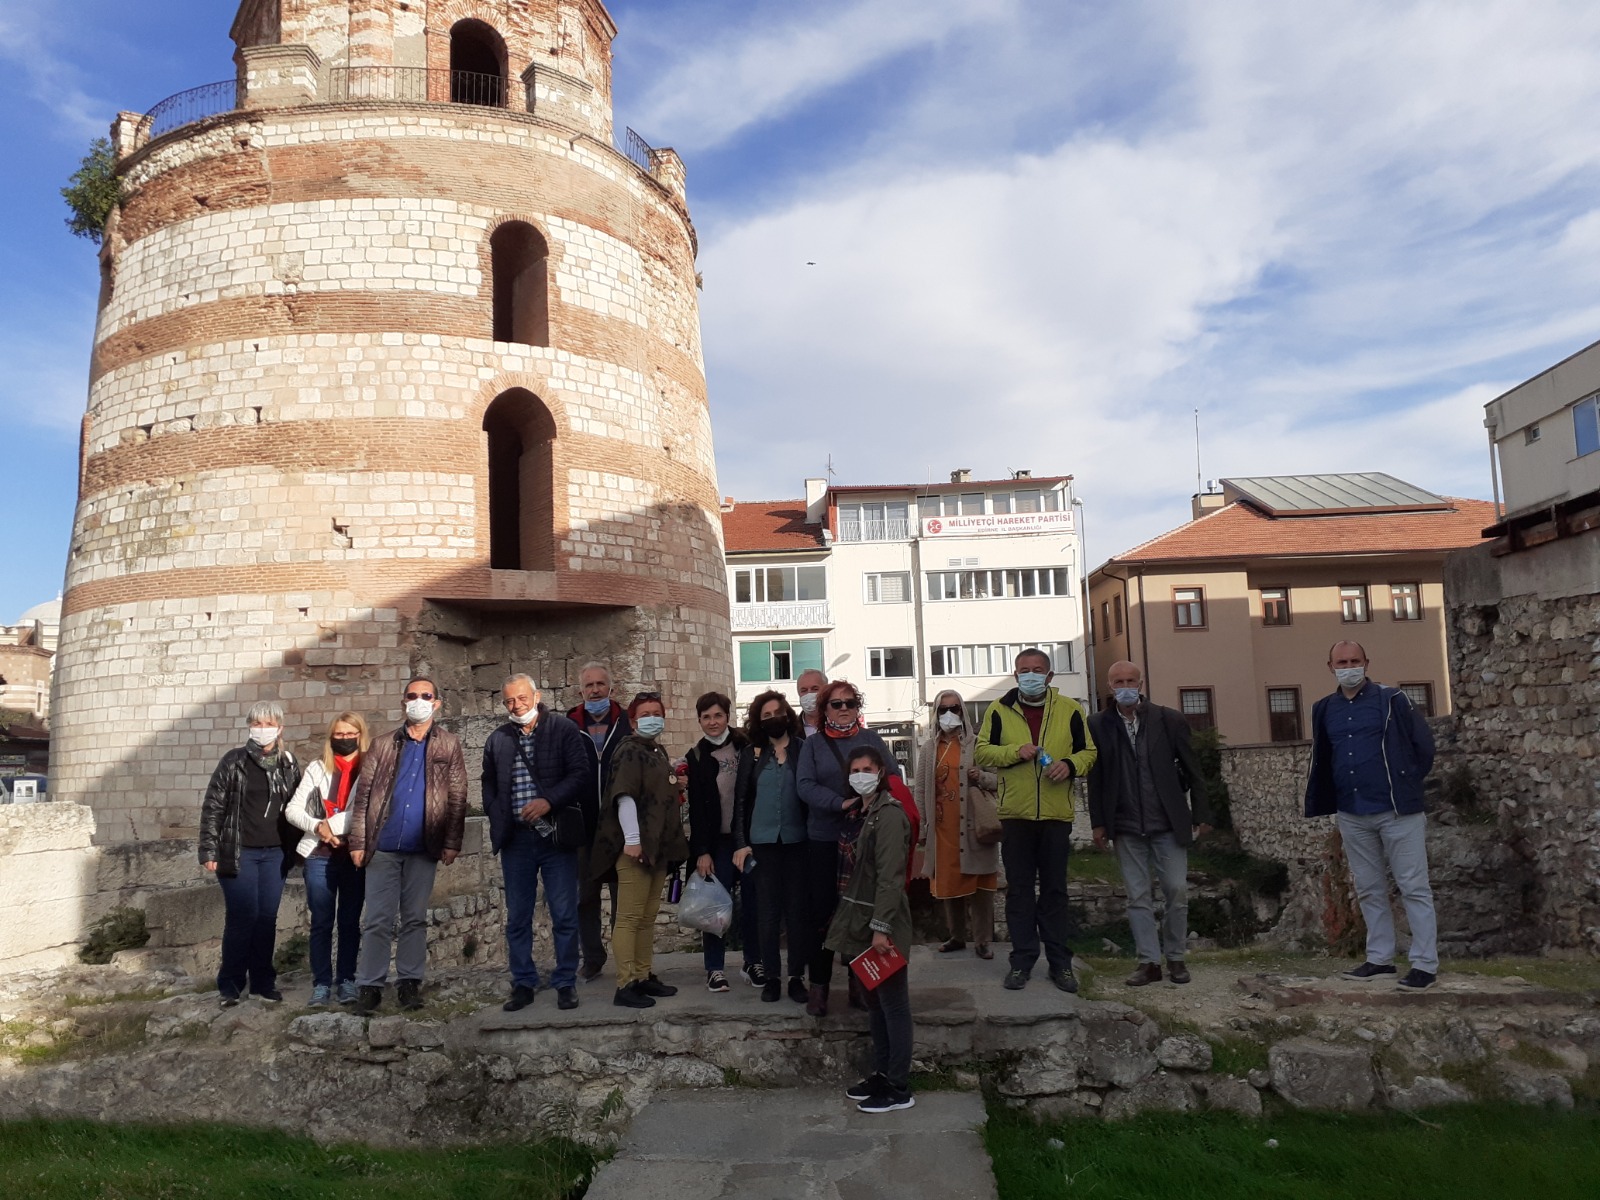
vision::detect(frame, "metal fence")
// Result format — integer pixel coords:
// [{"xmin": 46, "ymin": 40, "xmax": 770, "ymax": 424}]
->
[
  {"xmin": 139, "ymin": 80, "xmax": 239, "ymax": 140},
  {"xmin": 325, "ymin": 66, "xmax": 432, "ymax": 103},
  {"xmin": 618, "ymin": 126, "xmax": 654, "ymax": 172}
]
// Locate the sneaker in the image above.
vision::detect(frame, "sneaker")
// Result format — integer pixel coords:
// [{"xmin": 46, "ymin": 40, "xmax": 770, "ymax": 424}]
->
[
  {"xmin": 503, "ymin": 985, "xmax": 536, "ymax": 1012},
  {"xmin": 707, "ymin": 971, "xmax": 731, "ymax": 993},
  {"xmin": 1049, "ymin": 967, "xmax": 1078, "ymax": 994},
  {"xmin": 1341, "ymin": 961, "xmax": 1398, "ymax": 981},
  {"xmin": 556, "ymin": 987, "xmax": 580, "ymax": 1011},
  {"xmin": 1396, "ymin": 969, "xmax": 1437, "ymax": 991},
  {"xmin": 219, "ymin": 990, "xmax": 241, "ymax": 1009},
  {"xmin": 336, "ymin": 981, "xmax": 359, "ymax": 1006},
  {"xmin": 787, "ymin": 976, "xmax": 808, "ymax": 1004},
  {"xmin": 355, "ymin": 986, "xmax": 383, "ymax": 1015},
  {"xmin": 308, "ymin": 985, "xmax": 333, "ymax": 1008},
  {"xmin": 397, "ymin": 980, "xmax": 423, "ymax": 1012},
  {"xmin": 251, "ymin": 988, "xmax": 284, "ymax": 1004},
  {"xmin": 846, "ymin": 1073, "xmax": 887, "ymax": 1102},
  {"xmin": 857, "ymin": 1089, "xmax": 916, "ymax": 1114},
  {"xmin": 614, "ymin": 982, "xmax": 655, "ymax": 1009},
  {"xmin": 741, "ymin": 963, "xmax": 767, "ymax": 987},
  {"xmin": 761, "ymin": 979, "xmax": 781, "ymax": 1003},
  {"xmin": 1002, "ymin": 969, "xmax": 1029, "ymax": 991},
  {"xmin": 1166, "ymin": 959, "xmax": 1191, "ymax": 985},
  {"xmin": 638, "ymin": 974, "xmax": 678, "ymax": 998}
]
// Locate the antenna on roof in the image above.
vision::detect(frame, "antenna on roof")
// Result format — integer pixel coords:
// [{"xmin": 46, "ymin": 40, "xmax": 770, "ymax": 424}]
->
[
  {"xmin": 825, "ymin": 455, "xmax": 837, "ymax": 480},
  {"xmin": 1194, "ymin": 408, "xmax": 1203, "ymax": 496}
]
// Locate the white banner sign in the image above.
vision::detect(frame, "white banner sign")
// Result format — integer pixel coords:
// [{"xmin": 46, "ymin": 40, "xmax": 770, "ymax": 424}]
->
[{"xmin": 921, "ymin": 511, "xmax": 1076, "ymax": 537}]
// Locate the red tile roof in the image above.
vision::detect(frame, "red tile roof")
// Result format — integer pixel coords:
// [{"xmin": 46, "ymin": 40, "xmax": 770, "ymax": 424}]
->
[
  {"xmin": 721, "ymin": 501, "xmax": 827, "ymax": 554},
  {"xmin": 1106, "ymin": 497, "xmax": 1499, "ymax": 565}
]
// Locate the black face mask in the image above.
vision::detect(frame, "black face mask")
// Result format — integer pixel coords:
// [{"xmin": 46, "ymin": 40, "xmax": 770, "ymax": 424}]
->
[
  {"xmin": 330, "ymin": 737, "xmax": 360, "ymax": 756},
  {"xmin": 760, "ymin": 716, "xmax": 790, "ymax": 740}
]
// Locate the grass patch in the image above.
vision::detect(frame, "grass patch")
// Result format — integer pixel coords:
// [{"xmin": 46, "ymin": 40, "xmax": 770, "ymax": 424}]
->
[
  {"xmin": 77, "ymin": 906, "xmax": 149, "ymax": 965},
  {"xmin": 1209, "ymin": 1034, "xmax": 1270, "ymax": 1078},
  {"xmin": 1510, "ymin": 1041, "xmax": 1565, "ymax": 1070},
  {"xmin": 1445, "ymin": 958, "xmax": 1600, "ymax": 993},
  {"xmin": 14, "ymin": 1012, "xmax": 150, "ymax": 1065},
  {"xmin": 985, "ymin": 1103, "xmax": 1600, "ymax": 1199},
  {"xmin": 1068, "ymin": 848, "xmax": 1124, "ymax": 884},
  {"xmin": 62, "ymin": 988, "xmax": 168, "ymax": 1009},
  {"xmin": 0, "ymin": 1119, "xmax": 601, "ymax": 1199}
]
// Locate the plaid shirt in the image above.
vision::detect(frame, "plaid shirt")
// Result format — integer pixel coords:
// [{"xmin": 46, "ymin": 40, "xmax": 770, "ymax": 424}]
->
[{"xmin": 510, "ymin": 726, "xmax": 541, "ymax": 815}]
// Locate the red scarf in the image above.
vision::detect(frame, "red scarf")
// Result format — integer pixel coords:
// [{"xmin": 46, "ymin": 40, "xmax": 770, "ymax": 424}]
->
[
  {"xmin": 824, "ymin": 717, "xmax": 861, "ymax": 738},
  {"xmin": 327, "ymin": 752, "xmax": 361, "ymax": 815}
]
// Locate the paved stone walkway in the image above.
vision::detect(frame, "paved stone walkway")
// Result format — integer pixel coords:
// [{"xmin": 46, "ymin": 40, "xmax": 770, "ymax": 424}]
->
[{"xmin": 583, "ymin": 1086, "xmax": 998, "ymax": 1200}]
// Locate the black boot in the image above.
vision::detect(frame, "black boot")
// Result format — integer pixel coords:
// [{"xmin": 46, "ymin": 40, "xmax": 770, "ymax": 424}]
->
[
  {"xmin": 355, "ymin": 985, "xmax": 383, "ymax": 1015},
  {"xmin": 397, "ymin": 979, "xmax": 424, "ymax": 1011}
]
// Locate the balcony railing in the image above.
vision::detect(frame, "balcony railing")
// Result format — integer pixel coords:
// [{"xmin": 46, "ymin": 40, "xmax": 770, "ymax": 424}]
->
[
  {"xmin": 837, "ymin": 520, "xmax": 912, "ymax": 543},
  {"xmin": 730, "ymin": 601, "xmax": 832, "ymax": 632},
  {"xmin": 324, "ymin": 67, "xmax": 513, "ymax": 108},
  {"xmin": 138, "ymin": 79, "xmax": 239, "ymax": 140},
  {"xmin": 617, "ymin": 126, "xmax": 654, "ymax": 171}
]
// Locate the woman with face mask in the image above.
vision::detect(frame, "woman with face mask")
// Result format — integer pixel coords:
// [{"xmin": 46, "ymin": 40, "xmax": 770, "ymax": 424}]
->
[
  {"xmin": 826, "ymin": 747, "xmax": 918, "ymax": 1113},
  {"xmin": 795, "ymin": 680, "xmax": 908, "ymax": 1017},
  {"xmin": 197, "ymin": 700, "xmax": 304, "ymax": 1007},
  {"xmin": 590, "ymin": 691, "xmax": 690, "ymax": 1008},
  {"xmin": 731, "ymin": 690, "xmax": 809, "ymax": 1002},
  {"xmin": 913, "ymin": 690, "xmax": 999, "ymax": 959},
  {"xmin": 285, "ymin": 711, "xmax": 371, "ymax": 1007},
  {"xmin": 684, "ymin": 691, "xmax": 756, "ymax": 993}
]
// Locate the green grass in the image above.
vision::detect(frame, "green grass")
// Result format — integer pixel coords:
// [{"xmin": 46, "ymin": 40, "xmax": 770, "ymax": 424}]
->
[
  {"xmin": 0, "ymin": 1119, "xmax": 600, "ymax": 1199},
  {"xmin": 1068, "ymin": 848, "xmax": 1125, "ymax": 883},
  {"xmin": 1445, "ymin": 957, "xmax": 1600, "ymax": 993},
  {"xmin": 985, "ymin": 1104, "xmax": 1600, "ymax": 1200}
]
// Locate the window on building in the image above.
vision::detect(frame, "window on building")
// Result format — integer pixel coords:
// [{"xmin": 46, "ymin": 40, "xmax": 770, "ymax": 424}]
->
[
  {"xmin": 1178, "ymin": 688, "xmax": 1214, "ymax": 732},
  {"xmin": 1261, "ymin": 587, "xmax": 1291, "ymax": 626},
  {"xmin": 916, "ymin": 493, "xmax": 984, "ymax": 518},
  {"xmin": 1267, "ymin": 686, "xmax": 1302, "ymax": 742},
  {"xmin": 1113, "ymin": 594, "xmax": 1124, "ymax": 635},
  {"xmin": 482, "ymin": 388, "xmax": 556, "ymax": 571},
  {"xmin": 1390, "ymin": 582, "xmax": 1421, "ymax": 621},
  {"xmin": 1399, "ymin": 682, "xmax": 1435, "ymax": 716},
  {"xmin": 738, "ymin": 638, "xmax": 824, "ymax": 683},
  {"xmin": 868, "ymin": 646, "xmax": 916, "ymax": 678},
  {"xmin": 733, "ymin": 565, "xmax": 826, "ymax": 605},
  {"xmin": 1173, "ymin": 587, "xmax": 1206, "ymax": 629},
  {"xmin": 490, "ymin": 222, "xmax": 549, "ymax": 346},
  {"xmin": 1524, "ymin": 423, "xmax": 1542, "ymax": 445},
  {"xmin": 449, "ymin": 19, "xmax": 507, "ymax": 106},
  {"xmin": 925, "ymin": 567, "xmax": 1071, "ymax": 601},
  {"xmin": 1340, "ymin": 584, "xmax": 1370, "ymax": 623},
  {"xmin": 1100, "ymin": 600, "xmax": 1111, "ymax": 643},
  {"xmin": 1575, "ymin": 396, "xmax": 1600, "ymax": 458},
  {"xmin": 863, "ymin": 571, "xmax": 911, "ymax": 603},
  {"xmin": 837, "ymin": 500, "xmax": 910, "ymax": 542},
  {"xmin": 930, "ymin": 642, "xmax": 1073, "ymax": 676}
]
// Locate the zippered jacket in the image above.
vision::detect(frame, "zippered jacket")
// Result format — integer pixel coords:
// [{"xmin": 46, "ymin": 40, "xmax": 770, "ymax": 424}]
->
[
  {"xmin": 481, "ymin": 708, "xmax": 592, "ymax": 853},
  {"xmin": 1303, "ymin": 684, "xmax": 1434, "ymax": 817},
  {"xmin": 346, "ymin": 725, "xmax": 468, "ymax": 861},
  {"xmin": 685, "ymin": 731, "xmax": 749, "ymax": 856},
  {"xmin": 567, "ymin": 700, "xmax": 633, "ymax": 839},
  {"xmin": 198, "ymin": 745, "xmax": 302, "ymax": 876},
  {"xmin": 825, "ymin": 787, "xmax": 913, "ymax": 960},
  {"xmin": 974, "ymin": 688, "xmax": 1097, "ymax": 822}
]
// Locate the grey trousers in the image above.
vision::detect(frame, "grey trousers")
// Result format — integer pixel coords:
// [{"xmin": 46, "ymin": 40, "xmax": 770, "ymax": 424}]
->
[
  {"xmin": 1113, "ymin": 832, "xmax": 1189, "ymax": 963},
  {"xmin": 355, "ymin": 850, "xmax": 438, "ymax": 987},
  {"xmin": 1337, "ymin": 810, "xmax": 1438, "ymax": 974}
]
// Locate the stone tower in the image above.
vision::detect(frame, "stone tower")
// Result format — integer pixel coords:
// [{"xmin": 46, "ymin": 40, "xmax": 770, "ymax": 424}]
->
[{"xmin": 53, "ymin": 0, "xmax": 731, "ymax": 844}]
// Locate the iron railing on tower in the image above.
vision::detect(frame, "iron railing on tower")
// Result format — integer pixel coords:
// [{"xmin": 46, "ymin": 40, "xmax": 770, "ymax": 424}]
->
[
  {"xmin": 617, "ymin": 126, "xmax": 654, "ymax": 172},
  {"xmin": 136, "ymin": 80, "xmax": 239, "ymax": 141}
]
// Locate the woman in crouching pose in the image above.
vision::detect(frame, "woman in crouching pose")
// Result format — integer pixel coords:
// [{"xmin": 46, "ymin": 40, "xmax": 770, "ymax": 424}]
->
[{"xmin": 826, "ymin": 746, "xmax": 916, "ymax": 1113}]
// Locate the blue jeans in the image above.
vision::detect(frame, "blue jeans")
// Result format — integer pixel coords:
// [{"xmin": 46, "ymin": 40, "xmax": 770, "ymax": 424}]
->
[
  {"xmin": 304, "ymin": 851, "xmax": 366, "ymax": 988},
  {"xmin": 501, "ymin": 823, "xmax": 580, "ymax": 990},
  {"xmin": 702, "ymin": 833, "xmax": 760, "ymax": 973},
  {"xmin": 216, "ymin": 846, "xmax": 287, "ymax": 997}
]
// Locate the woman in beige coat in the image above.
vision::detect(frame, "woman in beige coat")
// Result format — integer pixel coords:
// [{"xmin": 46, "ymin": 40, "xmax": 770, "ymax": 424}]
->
[{"xmin": 913, "ymin": 689, "xmax": 999, "ymax": 958}]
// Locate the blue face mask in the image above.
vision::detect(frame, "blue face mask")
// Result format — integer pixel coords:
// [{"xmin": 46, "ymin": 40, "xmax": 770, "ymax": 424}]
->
[
  {"xmin": 1113, "ymin": 687, "xmax": 1141, "ymax": 708},
  {"xmin": 1017, "ymin": 672, "xmax": 1049, "ymax": 699},
  {"xmin": 635, "ymin": 715, "xmax": 666, "ymax": 739},
  {"xmin": 584, "ymin": 697, "xmax": 611, "ymax": 718}
]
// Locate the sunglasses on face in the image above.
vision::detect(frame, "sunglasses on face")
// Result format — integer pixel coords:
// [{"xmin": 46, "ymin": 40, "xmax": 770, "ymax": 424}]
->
[
  {"xmin": 404, "ymin": 692, "xmax": 435, "ymax": 702},
  {"xmin": 937, "ymin": 705, "xmax": 963, "ymax": 715},
  {"xmin": 828, "ymin": 698, "xmax": 861, "ymax": 711},
  {"xmin": 634, "ymin": 690, "xmax": 663, "ymax": 703}
]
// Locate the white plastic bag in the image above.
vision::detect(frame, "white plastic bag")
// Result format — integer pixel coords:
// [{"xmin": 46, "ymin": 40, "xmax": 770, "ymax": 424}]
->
[{"xmin": 677, "ymin": 872, "xmax": 733, "ymax": 935}]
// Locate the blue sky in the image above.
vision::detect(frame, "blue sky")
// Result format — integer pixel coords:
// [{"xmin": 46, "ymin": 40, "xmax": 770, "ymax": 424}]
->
[{"xmin": 6, "ymin": 0, "xmax": 1600, "ymax": 622}]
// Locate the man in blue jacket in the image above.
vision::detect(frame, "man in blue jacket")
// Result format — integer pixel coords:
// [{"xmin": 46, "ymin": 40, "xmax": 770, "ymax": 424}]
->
[
  {"xmin": 1304, "ymin": 642, "xmax": 1438, "ymax": 990},
  {"xmin": 483, "ymin": 673, "xmax": 592, "ymax": 1012}
]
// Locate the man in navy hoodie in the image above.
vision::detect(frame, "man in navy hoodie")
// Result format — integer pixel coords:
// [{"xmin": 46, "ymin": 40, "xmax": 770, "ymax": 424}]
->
[
  {"xmin": 568, "ymin": 661, "xmax": 632, "ymax": 981},
  {"xmin": 1304, "ymin": 641, "xmax": 1438, "ymax": 990}
]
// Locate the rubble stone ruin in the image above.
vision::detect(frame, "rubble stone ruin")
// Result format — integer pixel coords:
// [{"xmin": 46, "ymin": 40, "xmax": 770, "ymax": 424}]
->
[{"xmin": 50, "ymin": 0, "xmax": 732, "ymax": 848}]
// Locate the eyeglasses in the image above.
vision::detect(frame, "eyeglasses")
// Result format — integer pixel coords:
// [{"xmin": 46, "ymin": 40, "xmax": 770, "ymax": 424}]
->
[
  {"xmin": 404, "ymin": 692, "xmax": 435, "ymax": 702},
  {"xmin": 828, "ymin": 698, "xmax": 861, "ymax": 711},
  {"xmin": 936, "ymin": 705, "xmax": 963, "ymax": 716}
]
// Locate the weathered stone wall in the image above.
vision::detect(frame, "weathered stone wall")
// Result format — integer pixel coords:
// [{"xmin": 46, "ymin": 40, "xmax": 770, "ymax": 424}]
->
[
  {"xmin": 0, "ymin": 805, "xmax": 100, "ymax": 973},
  {"xmin": 1446, "ymin": 536, "xmax": 1600, "ymax": 954}
]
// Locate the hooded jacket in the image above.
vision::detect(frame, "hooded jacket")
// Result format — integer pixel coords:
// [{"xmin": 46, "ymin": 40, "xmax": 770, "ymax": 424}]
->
[{"xmin": 974, "ymin": 687, "xmax": 1097, "ymax": 822}]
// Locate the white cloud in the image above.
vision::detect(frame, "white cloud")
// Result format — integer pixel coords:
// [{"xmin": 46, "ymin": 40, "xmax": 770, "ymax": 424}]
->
[{"xmin": 0, "ymin": 4, "xmax": 114, "ymax": 140}]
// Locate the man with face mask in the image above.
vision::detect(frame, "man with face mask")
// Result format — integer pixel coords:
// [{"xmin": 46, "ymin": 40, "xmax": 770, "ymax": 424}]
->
[
  {"xmin": 482, "ymin": 674, "xmax": 592, "ymax": 1012},
  {"xmin": 347, "ymin": 676, "xmax": 468, "ymax": 1013},
  {"xmin": 976, "ymin": 649, "xmax": 1097, "ymax": 993},
  {"xmin": 1087, "ymin": 661, "xmax": 1211, "ymax": 986},
  {"xmin": 796, "ymin": 670, "xmax": 827, "ymax": 739},
  {"xmin": 567, "ymin": 661, "xmax": 631, "ymax": 980},
  {"xmin": 1306, "ymin": 641, "xmax": 1438, "ymax": 990}
]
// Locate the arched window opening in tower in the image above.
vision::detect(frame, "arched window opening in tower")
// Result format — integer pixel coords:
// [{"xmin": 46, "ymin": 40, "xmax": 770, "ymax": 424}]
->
[
  {"xmin": 483, "ymin": 389, "xmax": 557, "ymax": 572},
  {"xmin": 491, "ymin": 223, "xmax": 550, "ymax": 346},
  {"xmin": 450, "ymin": 19, "xmax": 507, "ymax": 107}
]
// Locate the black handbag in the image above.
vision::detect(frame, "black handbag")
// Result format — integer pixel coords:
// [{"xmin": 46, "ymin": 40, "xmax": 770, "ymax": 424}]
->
[{"xmin": 514, "ymin": 736, "xmax": 587, "ymax": 851}]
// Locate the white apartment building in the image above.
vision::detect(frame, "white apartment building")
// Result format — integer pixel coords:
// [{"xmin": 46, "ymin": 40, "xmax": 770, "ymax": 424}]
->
[{"xmin": 721, "ymin": 472, "xmax": 1088, "ymax": 771}]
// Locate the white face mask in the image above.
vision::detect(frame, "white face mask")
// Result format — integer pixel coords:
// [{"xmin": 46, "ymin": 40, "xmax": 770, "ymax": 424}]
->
[
  {"xmin": 1335, "ymin": 666, "xmax": 1367, "ymax": 690},
  {"xmin": 248, "ymin": 726, "xmax": 280, "ymax": 748},
  {"xmin": 799, "ymin": 693, "xmax": 818, "ymax": 715},
  {"xmin": 404, "ymin": 699, "xmax": 435, "ymax": 724},
  {"xmin": 937, "ymin": 711, "xmax": 963, "ymax": 732},
  {"xmin": 848, "ymin": 771, "xmax": 880, "ymax": 797},
  {"xmin": 510, "ymin": 706, "xmax": 537, "ymax": 727},
  {"xmin": 703, "ymin": 727, "xmax": 731, "ymax": 746}
]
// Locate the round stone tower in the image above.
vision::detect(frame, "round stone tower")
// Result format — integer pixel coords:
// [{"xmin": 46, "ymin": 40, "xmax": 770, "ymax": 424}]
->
[{"xmin": 53, "ymin": 0, "xmax": 731, "ymax": 843}]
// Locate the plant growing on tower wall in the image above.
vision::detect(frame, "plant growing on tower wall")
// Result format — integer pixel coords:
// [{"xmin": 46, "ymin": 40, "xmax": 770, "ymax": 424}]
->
[{"xmin": 61, "ymin": 138, "xmax": 120, "ymax": 245}]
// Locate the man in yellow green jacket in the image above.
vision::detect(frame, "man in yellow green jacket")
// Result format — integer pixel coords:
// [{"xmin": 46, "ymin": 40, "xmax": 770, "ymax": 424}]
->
[{"xmin": 976, "ymin": 648, "xmax": 1097, "ymax": 993}]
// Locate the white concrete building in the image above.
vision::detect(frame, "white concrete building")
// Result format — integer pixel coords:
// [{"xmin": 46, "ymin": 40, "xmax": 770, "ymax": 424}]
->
[{"xmin": 721, "ymin": 472, "xmax": 1088, "ymax": 771}]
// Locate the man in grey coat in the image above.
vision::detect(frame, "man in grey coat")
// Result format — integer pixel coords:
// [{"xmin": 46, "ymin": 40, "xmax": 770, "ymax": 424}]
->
[{"xmin": 1087, "ymin": 660, "xmax": 1211, "ymax": 986}]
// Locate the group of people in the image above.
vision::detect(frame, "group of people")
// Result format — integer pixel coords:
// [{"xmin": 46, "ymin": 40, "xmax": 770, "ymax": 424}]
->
[{"xmin": 198, "ymin": 637, "xmax": 1440, "ymax": 1115}]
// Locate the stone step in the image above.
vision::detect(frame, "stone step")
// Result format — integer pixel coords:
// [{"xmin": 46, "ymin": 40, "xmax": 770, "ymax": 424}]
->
[{"xmin": 584, "ymin": 1086, "xmax": 998, "ymax": 1200}]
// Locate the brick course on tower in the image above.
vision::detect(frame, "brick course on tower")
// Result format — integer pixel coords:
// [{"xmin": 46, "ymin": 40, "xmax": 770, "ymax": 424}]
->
[{"xmin": 53, "ymin": 0, "xmax": 732, "ymax": 843}]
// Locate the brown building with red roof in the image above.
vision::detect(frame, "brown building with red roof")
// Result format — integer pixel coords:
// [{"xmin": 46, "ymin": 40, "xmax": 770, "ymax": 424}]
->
[{"xmin": 1087, "ymin": 474, "xmax": 1496, "ymax": 745}]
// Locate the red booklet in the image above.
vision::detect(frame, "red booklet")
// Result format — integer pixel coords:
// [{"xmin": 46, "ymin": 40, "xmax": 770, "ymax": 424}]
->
[{"xmin": 849, "ymin": 943, "xmax": 907, "ymax": 990}]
